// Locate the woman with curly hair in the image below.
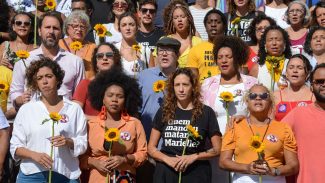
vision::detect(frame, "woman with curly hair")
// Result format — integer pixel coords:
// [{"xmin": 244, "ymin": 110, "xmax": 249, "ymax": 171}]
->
[
  {"xmin": 148, "ymin": 68, "xmax": 221, "ymax": 183},
  {"xmin": 250, "ymin": 25, "xmax": 292, "ymax": 91},
  {"xmin": 310, "ymin": 1, "xmax": 325, "ymax": 27},
  {"xmin": 247, "ymin": 14, "xmax": 276, "ymax": 71},
  {"xmin": 0, "ymin": 12, "xmax": 35, "ymax": 69},
  {"xmin": 72, "ymin": 42, "xmax": 122, "ymax": 116},
  {"xmin": 160, "ymin": 2, "xmax": 202, "ymax": 68},
  {"xmin": 226, "ymin": 0, "xmax": 263, "ymax": 44},
  {"xmin": 80, "ymin": 68, "xmax": 147, "ymax": 183},
  {"xmin": 10, "ymin": 57, "xmax": 87, "ymax": 182},
  {"xmin": 303, "ymin": 26, "xmax": 325, "ymax": 67}
]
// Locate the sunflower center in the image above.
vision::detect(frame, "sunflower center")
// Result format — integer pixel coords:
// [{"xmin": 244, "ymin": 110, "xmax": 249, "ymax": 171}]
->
[
  {"xmin": 0, "ymin": 84, "xmax": 5, "ymax": 89},
  {"xmin": 252, "ymin": 141, "xmax": 261, "ymax": 148},
  {"xmin": 98, "ymin": 28, "xmax": 104, "ymax": 34},
  {"xmin": 108, "ymin": 132, "xmax": 116, "ymax": 138}
]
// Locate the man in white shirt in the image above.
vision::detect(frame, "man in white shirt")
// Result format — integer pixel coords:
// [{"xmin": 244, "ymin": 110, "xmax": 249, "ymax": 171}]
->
[
  {"xmin": 0, "ymin": 109, "xmax": 9, "ymax": 182},
  {"xmin": 10, "ymin": 11, "xmax": 85, "ymax": 108}
]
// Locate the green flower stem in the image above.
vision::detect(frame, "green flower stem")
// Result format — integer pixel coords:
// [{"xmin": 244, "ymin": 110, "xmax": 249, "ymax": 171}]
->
[
  {"xmin": 178, "ymin": 137, "xmax": 189, "ymax": 183},
  {"xmin": 34, "ymin": 0, "xmax": 38, "ymax": 48},
  {"xmin": 48, "ymin": 121, "xmax": 54, "ymax": 183},
  {"xmin": 271, "ymin": 67, "xmax": 275, "ymax": 92},
  {"xmin": 106, "ymin": 143, "xmax": 112, "ymax": 183},
  {"xmin": 22, "ymin": 59, "xmax": 27, "ymax": 68},
  {"xmin": 226, "ymin": 103, "xmax": 229, "ymax": 123}
]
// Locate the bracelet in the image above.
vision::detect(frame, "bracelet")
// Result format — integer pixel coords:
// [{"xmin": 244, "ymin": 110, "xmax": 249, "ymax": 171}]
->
[{"xmin": 273, "ymin": 167, "xmax": 281, "ymax": 176}]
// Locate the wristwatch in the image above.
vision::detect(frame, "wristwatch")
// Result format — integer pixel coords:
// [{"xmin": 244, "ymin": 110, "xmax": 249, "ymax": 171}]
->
[{"xmin": 273, "ymin": 167, "xmax": 281, "ymax": 176}]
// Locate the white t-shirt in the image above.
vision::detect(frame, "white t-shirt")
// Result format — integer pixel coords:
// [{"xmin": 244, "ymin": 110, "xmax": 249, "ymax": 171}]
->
[
  {"xmin": 264, "ymin": 6, "xmax": 289, "ymax": 29},
  {"xmin": 94, "ymin": 23, "xmax": 122, "ymax": 45},
  {"xmin": 189, "ymin": 6, "xmax": 213, "ymax": 41},
  {"xmin": 0, "ymin": 108, "xmax": 9, "ymax": 129},
  {"xmin": 214, "ymin": 83, "xmax": 247, "ymax": 135}
]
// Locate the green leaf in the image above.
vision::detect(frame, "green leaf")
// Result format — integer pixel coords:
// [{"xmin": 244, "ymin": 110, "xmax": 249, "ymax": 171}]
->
[
  {"xmin": 106, "ymin": 31, "xmax": 112, "ymax": 37},
  {"xmin": 41, "ymin": 118, "xmax": 50, "ymax": 125},
  {"xmin": 118, "ymin": 138, "xmax": 125, "ymax": 145}
]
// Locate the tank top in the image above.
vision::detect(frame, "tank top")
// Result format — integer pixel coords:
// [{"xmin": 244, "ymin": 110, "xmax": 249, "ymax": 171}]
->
[{"xmin": 275, "ymin": 90, "xmax": 313, "ymax": 121}]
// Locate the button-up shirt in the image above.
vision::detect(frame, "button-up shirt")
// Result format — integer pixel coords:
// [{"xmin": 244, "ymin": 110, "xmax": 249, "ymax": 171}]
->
[{"xmin": 10, "ymin": 47, "xmax": 85, "ymax": 103}]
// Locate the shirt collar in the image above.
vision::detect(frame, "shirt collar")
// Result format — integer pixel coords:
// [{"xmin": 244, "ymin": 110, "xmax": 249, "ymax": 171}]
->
[{"xmin": 35, "ymin": 46, "xmax": 68, "ymax": 61}]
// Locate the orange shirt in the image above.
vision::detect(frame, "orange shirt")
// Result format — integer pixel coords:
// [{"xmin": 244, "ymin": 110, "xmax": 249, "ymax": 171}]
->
[
  {"xmin": 59, "ymin": 38, "xmax": 96, "ymax": 79},
  {"xmin": 80, "ymin": 116, "xmax": 147, "ymax": 182},
  {"xmin": 222, "ymin": 119, "xmax": 297, "ymax": 168}
]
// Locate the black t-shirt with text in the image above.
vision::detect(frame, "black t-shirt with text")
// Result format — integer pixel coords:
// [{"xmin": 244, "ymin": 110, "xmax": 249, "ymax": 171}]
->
[
  {"xmin": 153, "ymin": 105, "xmax": 221, "ymax": 156},
  {"xmin": 136, "ymin": 28, "xmax": 165, "ymax": 52}
]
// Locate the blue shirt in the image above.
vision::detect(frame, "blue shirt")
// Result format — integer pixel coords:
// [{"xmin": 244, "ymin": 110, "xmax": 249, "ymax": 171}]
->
[{"xmin": 138, "ymin": 67, "xmax": 167, "ymax": 140}]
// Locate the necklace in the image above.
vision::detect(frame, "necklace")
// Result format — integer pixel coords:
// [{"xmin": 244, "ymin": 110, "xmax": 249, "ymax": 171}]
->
[{"xmin": 247, "ymin": 117, "xmax": 271, "ymax": 142}]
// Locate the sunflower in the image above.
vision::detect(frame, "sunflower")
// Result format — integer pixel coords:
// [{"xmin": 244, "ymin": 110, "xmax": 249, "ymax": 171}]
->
[
  {"xmin": 104, "ymin": 128, "xmax": 120, "ymax": 142},
  {"xmin": 250, "ymin": 135, "xmax": 265, "ymax": 153},
  {"xmin": 45, "ymin": 0, "xmax": 56, "ymax": 11},
  {"xmin": 70, "ymin": 41, "xmax": 83, "ymax": 51},
  {"xmin": 153, "ymin": 80, "xmax": 166, "ymax": 93},
  {"xmin": 0, "ymin": 81, "xmax": 9, "ymax": 93},
  {"xmin": 49, "ymin": 112, "xmax": 62, "ymax": 121},
  {"xmin": 94, "ymin": 24, "xmax": 109, "ymax": 37},
  {"xmin": 231, "ymin": 17, "xmax": 241, "ymax": 25},
  {"xmin": 219, "ymin": 91, "xmax": 234, "ymax": 103},
  {"xmin": 186, "ymin": 125, "xmax": 200, "ymax": 139},
  {"xmin": 132, "ymin": 44, "xmax": 142, "ymax": 53},
  {"xmin": 16, "ymin": 50, "xmax": 30, "ymax": 59}
]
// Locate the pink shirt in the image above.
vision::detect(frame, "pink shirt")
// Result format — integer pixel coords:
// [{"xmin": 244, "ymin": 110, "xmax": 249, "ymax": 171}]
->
[{"xmin": 283, "ymin": 104, "xmax": 325, "ymax": 183}]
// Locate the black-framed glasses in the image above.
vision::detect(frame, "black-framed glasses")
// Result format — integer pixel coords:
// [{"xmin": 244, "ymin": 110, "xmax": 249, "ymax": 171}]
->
[
  {"xmin": 141, "ymin": 8, "xmax": 156, "ymax": 14},
  {"xmin": 313, "ymin": 79, "xmax": 325, "ymax": 86},
  {"xmin": 96, "ymin": 52, "xmax": 114, "ymax": 60},
  {"xmin": 157, "ymin": 48, "xmax": 174, "ymax": 55},
  {"xmin": 248, "ymin": 92, "xmax": 269, "ymax": 100},
  {"xmin": 15, "ymin": 20, "xmax": 31, "ymax": 27}
]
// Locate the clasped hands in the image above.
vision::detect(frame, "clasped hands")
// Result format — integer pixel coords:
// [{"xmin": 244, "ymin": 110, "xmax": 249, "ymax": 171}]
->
[
  {"xmin": 92, "ymin": 155, "xmax": 127, "ymax": 175},
  {"xmin": 165, "ymin": 154, "xmax": 198, "ymax": 172},
  {"xmin": 247, "ymin": 161, "xmax": 274, "ymax": 176}
]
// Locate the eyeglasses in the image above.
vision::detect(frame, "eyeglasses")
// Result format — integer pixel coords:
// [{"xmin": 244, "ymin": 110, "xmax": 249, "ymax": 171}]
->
[
  {"xmin": 248, "ymin": 92, "xmax": 270, "ymax": 100},
  {"xmin": 15, "ymin": 20, "xmax": 31, "ymax": 27},
  {"xmin": 288, "ymin": 9, "xmax": 304, "ymax": 15},
  {"xmin": 141, "ymin": 8, "xmax": 156, "ymax": 14},
  {"xmin": 157, "ymin": 48, "xmax": 175, "ymax": 55},
  {"xmin": 68, "ymin": 24, "xmax": 87, "ymax": 31},
  {"xmin": 256, "ymin": 26, "xmax": 268, "ymax": 33},
  {"xmin": 112, "ymin": 2, "xmax": 128, "ymax": 9},
  {"xmin": 313, "ymin": 79, "xmax": 325, "ymax": 86},
  {"xmin": 96, "ymin": 52, "xmax": 114, "ymax": 60}
]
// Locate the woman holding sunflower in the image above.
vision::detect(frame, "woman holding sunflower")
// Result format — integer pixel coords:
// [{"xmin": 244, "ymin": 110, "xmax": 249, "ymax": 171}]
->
[
  {"xmin": 220, "ymin": 84, "xmax": 299, "ymax": 183},
  {"xmin": 10, "ymin": 57, "xmax": 87, "ymax": 183},
  {"xmin": 80, "ymin": 69, "xmax": 147, "ymax": 183},
  {"xmin": 148, "ymin": 68, "xmax": 222, "ymax": 183}
]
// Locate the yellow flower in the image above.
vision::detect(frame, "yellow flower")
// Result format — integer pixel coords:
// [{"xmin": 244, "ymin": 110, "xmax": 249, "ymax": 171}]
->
[
  {"xmin": 219, "ymin": 91, "xmax": 234, "ymax": 102},
  {"xmin": 265, "ymin": 55, "xmax": 285, "ymax": 82},
  {"xmin": 0, "ymin": 81, "xmax": 9, "ymax": 93},
  {"xmin": 186, "ymin": 125, "xmax": 200, "ymax": 139},
  {"xmin": 104, "ymin": 128, "xmax": 120, "ymax": 142},
  {"xmin": 231, "ymin": 17, "xmax": 241, "ymax": 25},
  {"xmin": 70, "ymin": 41, "xmax": 83, "ymax": 51},
  {"xmin": 132, "ymin": 44, "xmax": 142, "ymax": 53},
  {"xmin": 153, "ymin": 80, "xmax": 165, "ymax": 93},
  {"xmin": 45, "ymin": 0, "xmax": 56, "ymax": 11},
  {"xmin": 49, "ymin": 112, "xmax": 62, "ymax": 121},
  {"xmin": 16, "ymin": 50, "xmax": 30, "ymax": 59},
  {"xmin": 94, "ymin": 24, "xmax": 108, "ymax": 37},
  {"xmin": 250, "ymin": 135, "xmax": 265, "ymax": 153}
]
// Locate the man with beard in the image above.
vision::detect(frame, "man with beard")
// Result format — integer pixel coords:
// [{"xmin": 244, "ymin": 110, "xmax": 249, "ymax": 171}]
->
[
  {"xmin": 186, "ymin": 9, "xmax": 226, "ymax": 82},
  {"xmin": 10, "ymin": 11, "xmax": 84, "ymax": 108},
  {"xmin": 283, "ymin": 63, "xmax": 325, "ymax": 183},
  {"xmin": 136, "ymin": 0, "xmax": 164, "ymax": 52}
]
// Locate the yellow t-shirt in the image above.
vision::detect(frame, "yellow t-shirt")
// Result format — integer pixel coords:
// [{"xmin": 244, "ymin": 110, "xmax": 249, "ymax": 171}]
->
[
  {"xmin": 0, "ymin": 66, "xmax": 12, "ymax": 112},
  {"xmin": 186, "ymin": 41, "xmax": 220, "ymax": 82},
  {"xmin": 221, "ymin": 119, "xmax": 297, "ymax": 168}
]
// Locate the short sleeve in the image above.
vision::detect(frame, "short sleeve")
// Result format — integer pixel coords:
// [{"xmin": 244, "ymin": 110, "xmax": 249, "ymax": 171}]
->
[
  {"xmin": 205, "ymin": 106, "xmax": 221, "ymax": 137},
  {"xmin": 283, "ymin": 123, "xmax": 297, "ymax": 153},
  {"xmin": 186, "ymin": 46, "xmax": 199, "ymax": 68},
  {"xmin": 221, "ymin": 125, "xmax": 236, "ymax": 151},
  {"xmin": 152, "ymin": 108, "xmax": 164, "ymax": 132},
  {"xmin": 0, "ymin": 108, "xmax": 9, "ymax": 129},
  {"xmin": 72, "ymin": 79, "xmax": 89, "ymax": 105}
]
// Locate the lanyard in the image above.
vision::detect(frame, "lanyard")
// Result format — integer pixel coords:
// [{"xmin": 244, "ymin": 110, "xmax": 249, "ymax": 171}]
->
[{"xmin": 247, "ymin": 117, "xmax": 271, "ymax": 142}]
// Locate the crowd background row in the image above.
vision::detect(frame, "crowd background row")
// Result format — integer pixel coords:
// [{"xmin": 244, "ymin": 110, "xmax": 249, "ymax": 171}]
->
[{"xmin": 0, "ymin": 0, "xmax": 324, "ymax": 183}]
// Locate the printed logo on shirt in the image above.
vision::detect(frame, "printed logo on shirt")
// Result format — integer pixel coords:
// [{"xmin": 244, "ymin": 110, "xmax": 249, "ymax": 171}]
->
[
  {"xmin": 297, "ymin": 102, "xmax": 308, "ymax": 107},
  {"xmin": 60, "ymin": 114, "xmax": 69, "ymax": 123},
  {"xmin": 120, "ymin": 131, "xmax": 131, "ymax": 141},
  {"xmin": 234, "ymin": 89, "xmax": 243, "ymax": 96},
  {"xmin": 278, "ymin": 104, "xmax": 287, "ymax": 113},
  {"xmin": 267, "ymin": 134, "xmax": 278, "ymax": 143}
]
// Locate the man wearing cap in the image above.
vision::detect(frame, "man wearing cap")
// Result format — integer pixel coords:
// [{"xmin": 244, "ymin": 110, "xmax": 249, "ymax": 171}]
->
[{"xmin": 137, "ymin": 37, "xmax": 180, "ymax": 183}]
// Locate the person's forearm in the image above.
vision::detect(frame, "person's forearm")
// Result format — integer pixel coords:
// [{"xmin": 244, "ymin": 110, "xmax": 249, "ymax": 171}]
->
[
  {"xmin": 272, "ymin": 163, "xmax": 299, "ymax": 176},
  {"xmin": 15, "ymin": 147, "xmax": 37, "ymax": 160},
  {"xmin": 220, "ymin": 159, "xmax": 250, "ymax": 174},
  {"xmin": 0, "ymin": 32, "xmax": 10, "ymax": 41},
  {"xmin": 195, "ymin": 148, "xmax": 219, "ymax": 161},
  {"xmin": 148, "ymin": 147, "xmax": 171, "ymax": 164},
  {"xmin": 14, "ymin": 96, "xmax": 24, "ymax": 108},
  {"xmin": 0, "ymin": 129, "xmax": 9, "ymax": 169}
]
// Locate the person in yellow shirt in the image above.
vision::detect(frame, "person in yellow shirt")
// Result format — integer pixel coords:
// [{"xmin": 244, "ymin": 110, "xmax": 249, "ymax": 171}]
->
[
  {"xmin": 0, "ymin": 65, "xmax": 12, "ymax": 113},
  {"xmin": 187, "ymin": 9, "xmax": 227, "ymax": 82}
]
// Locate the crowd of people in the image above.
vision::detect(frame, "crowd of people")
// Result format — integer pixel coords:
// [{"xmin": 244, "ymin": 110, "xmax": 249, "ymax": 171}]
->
[{"xmin": 0, "ymin": 0, "xmax": 324, "ymax": 183}]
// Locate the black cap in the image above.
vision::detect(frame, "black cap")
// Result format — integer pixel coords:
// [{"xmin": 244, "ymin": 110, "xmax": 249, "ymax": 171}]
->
[{"xmin": 156, "ymin": 37, "xmax": 181, "ymax": 51}]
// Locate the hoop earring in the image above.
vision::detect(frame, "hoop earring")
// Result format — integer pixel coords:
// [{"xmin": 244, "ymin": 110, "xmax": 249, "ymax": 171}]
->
[
  {"xmin": 121, "ymin": 109, "xmax": 130, "ymax": 121},
  {"xmin": 99, "ymin": 105, "xmax": 107, "ymax": 120}
]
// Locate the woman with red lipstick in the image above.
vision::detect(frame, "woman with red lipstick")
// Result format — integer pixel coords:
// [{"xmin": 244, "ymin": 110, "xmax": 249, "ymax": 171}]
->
[
  {"xmin": 274, "ymin": 54, "xmax": 313, "ymax": 121},
  {"xmin": 59, "ymin": 10, "xmax": 96, "ymax": 79},
  {"xmin": 285, "ymin": 1, "xmax": 310, "ymax": 55},
  {"xmin": 201, "ymin": 36, "xmax": 257, "ymax": 183},
  {"xmin": 219, "ymin": 84, "xmax": 299, "ymax": 183},
  {"xmin": 249, "ymin": 25, "xmax": 292, "ymax": 91},
  {"xmin": 0, "ymin": 12, "xmax": 35, "ymax": 69}
]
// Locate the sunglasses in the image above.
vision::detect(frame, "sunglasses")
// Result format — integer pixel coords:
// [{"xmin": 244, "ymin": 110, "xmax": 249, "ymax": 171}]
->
[
  {"xmin": 313, "ymin": 79, "xmax": 325, "ymax": 86},
  {"xmin": 141, "ymin": 8, "xmax": 156, "ymax": 14},
  {"xmin": 112, "ymin": 2, "xmax": 128, "ymax": 9},
  {"xmin": 248, "ymin": 92, "xmax": 269, "ymax": 100},
  {"xmin": 15, "ymin": 20, "xmax": 31, "ymax": 27},
  {"xmin": 96, "ymin": 52, "xmax": 114, "ymax": 60}
]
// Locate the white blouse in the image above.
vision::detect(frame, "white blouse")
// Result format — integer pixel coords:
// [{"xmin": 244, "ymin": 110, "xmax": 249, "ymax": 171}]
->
[{"xmin": 10, "ymin": 98, "xmax": 87, "ymax": 179}]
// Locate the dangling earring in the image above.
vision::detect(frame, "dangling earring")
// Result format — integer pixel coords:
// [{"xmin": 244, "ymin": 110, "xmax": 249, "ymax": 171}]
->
[
  {"xmin": 121, "ymin": 109, "xmax": 130, "ymax": 121},
  {"xmin": 99, "ymin": 105, "xmax": 107, "ymax": 120}
]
